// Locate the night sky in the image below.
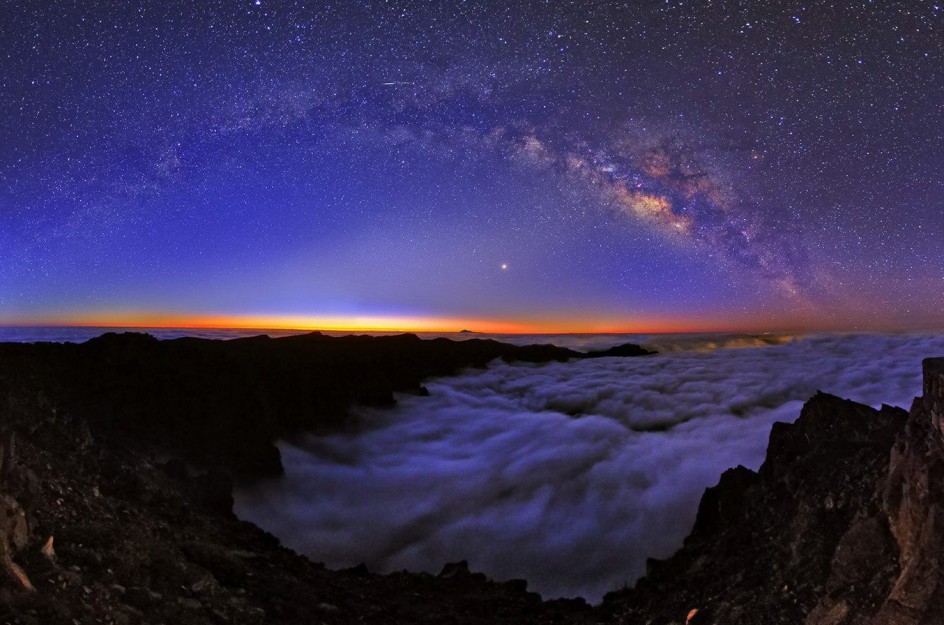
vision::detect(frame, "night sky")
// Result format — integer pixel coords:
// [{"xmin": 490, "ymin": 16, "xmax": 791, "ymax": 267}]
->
[{"xmin": 2, "ymin": 1, "xmax": 942, "ymax": 332}]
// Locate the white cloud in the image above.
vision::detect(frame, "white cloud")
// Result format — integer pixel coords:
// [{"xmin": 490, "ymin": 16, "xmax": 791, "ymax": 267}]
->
[{"xmin": 234, "ymin": 332, "xmax": 944, "ymax": 602}]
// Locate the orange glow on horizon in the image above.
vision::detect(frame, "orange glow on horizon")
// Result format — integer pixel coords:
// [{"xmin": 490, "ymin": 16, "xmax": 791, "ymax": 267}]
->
[{"xmin": 0, "ymin": 311, "xmax": 754, "ymax": 335}]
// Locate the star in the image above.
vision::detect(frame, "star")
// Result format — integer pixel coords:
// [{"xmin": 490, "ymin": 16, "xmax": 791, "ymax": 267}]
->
[{"xmin": 0, "ymin": 0, "xmax": 940, "ymax": 331}]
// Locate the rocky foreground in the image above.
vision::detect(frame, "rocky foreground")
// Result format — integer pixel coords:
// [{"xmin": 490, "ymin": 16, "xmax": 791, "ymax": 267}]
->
[
  {"xmin": 0, "ymin": 332, "xmax": 647, "ymax": 624},
  {"xmin": 0, "ymin": 332, "xmax": 943, "ymax": 624},
  {"xmin": 602, "ymin": 357, "xmax": 944, "ymax": 625}
]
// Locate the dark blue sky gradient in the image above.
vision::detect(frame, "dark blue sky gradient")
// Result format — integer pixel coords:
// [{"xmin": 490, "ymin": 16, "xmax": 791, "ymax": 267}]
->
[{"xmin": 2, "ymin": 1, "xmax": 943, "ymax": 331}]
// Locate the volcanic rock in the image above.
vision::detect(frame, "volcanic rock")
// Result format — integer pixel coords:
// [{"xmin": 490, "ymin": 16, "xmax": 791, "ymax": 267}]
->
[{"xmin": 603, "ymin": 359, "xmax": 944, "ymax": 625}]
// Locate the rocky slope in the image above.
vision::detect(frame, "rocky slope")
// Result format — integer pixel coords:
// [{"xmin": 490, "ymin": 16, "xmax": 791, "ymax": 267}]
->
[
  {"xmin": 2, "ymin": 332, "xmax": 944, "ymax": 624},
  {"xmin": 601, "ymin": 357, "xmax": 944, "ymax": 625},
  {"xmin": 0, "ymin": 382, "xmax": 597, "ymax": 624}
]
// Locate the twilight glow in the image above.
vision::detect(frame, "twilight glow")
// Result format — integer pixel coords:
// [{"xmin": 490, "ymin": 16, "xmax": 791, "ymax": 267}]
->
[{"xmin": 1, "ymin": 2, "xmax": 942, "ymax": 331}]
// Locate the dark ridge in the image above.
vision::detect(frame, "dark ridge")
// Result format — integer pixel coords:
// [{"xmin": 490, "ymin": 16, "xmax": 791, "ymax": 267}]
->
[
  {"xmin": 0, "ymin": 332, "xmax": 653, "ymax": 478},
  {"xmin": 601, "ymin": 362, "xmax": 944, "ymax": 624},
  {"xmin": 585, "ymin": 343, "xmax": 654, "ymax": 358}
]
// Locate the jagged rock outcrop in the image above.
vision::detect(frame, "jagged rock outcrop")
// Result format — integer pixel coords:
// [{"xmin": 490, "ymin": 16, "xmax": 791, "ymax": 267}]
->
[
  {"xmin": 601, "ymin": 392, "xmax": 907, "ymax": 624},
  {"xmin": 0, "ymin": 432, "xmax": 36, "ymax": 592},
  {"xmin": 870, "ymin": 359, "xmax": 944, "ymax": 625},
  {"xmin": 603, "ymin": 358, "xmax": 944, "ymax": 625}
]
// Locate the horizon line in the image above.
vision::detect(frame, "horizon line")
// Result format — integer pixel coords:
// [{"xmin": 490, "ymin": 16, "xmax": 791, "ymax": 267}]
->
[{"xmin": 0, "ymin": 317, "xmax": 938, "ymax": 336}]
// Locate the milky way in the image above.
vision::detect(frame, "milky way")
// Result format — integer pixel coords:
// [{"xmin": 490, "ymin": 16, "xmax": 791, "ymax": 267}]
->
[{"xmin": 1, "ymin": 2, "xmax": 943, "ymax": 330}]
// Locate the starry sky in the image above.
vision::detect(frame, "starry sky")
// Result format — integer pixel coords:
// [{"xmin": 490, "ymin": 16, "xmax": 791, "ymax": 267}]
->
[{"xmin": 1, "ymin": 1, "xmax": 942, "ymax": 332}]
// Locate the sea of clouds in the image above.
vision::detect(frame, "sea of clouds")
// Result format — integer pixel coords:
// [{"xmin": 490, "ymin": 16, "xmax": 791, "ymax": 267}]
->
[{"xmin": 234, "ymin": 332, "xmax": 944, "ymax": 603}]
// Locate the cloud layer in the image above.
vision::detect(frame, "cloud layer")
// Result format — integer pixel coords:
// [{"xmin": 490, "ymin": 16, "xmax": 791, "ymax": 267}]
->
[{"xmin": 234, "ymin": 333, "xmax": 944, "ymax": 602}]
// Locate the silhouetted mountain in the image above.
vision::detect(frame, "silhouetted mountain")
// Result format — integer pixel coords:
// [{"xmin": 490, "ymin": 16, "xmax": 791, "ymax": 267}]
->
[{"xmin": 0, "ymin": 332, "xmax": 653, "ymax": 477}]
